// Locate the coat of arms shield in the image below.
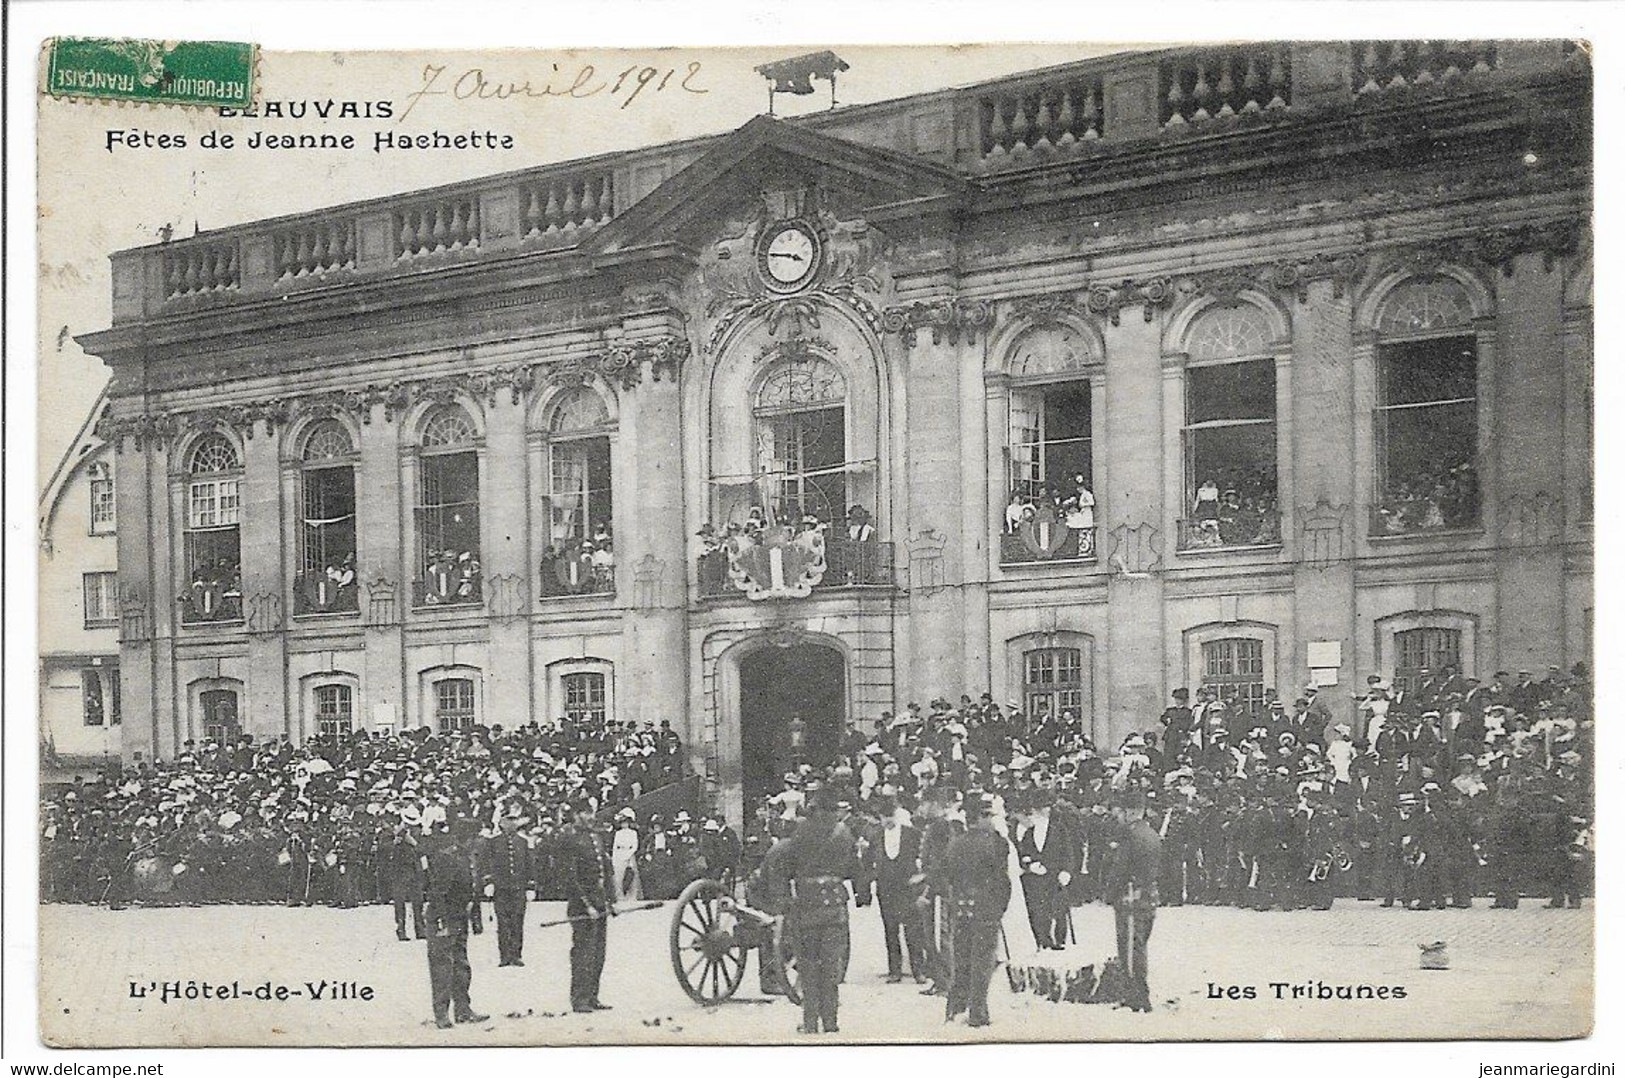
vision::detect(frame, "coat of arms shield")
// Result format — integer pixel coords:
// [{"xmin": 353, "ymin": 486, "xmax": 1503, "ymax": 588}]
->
[{"xmin": 726, "ymin": 524, "xmax": 827, "ymax": 599}]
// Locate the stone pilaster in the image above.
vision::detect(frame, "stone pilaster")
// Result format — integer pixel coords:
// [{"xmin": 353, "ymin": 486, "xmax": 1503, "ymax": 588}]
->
[
  {"xmin": 620, "ymin": 325, "xmax": 691, "ymax": 730},
  {"xmin": 480, "ymin": 393, "xmax": 534, "ymax": 728},
  {"xmin": 1493, "ymin": 251, "xmax": 1567, "ymax": 670},
  {"xmin": 355, "ymin": 401, "xmax": 407, "ymax": 731},
  {"xmin": 240, "ymin": 427, "xmax": 289, "ymax": 741},
  {"xmin": 1289, "ymin": 279, "xmax": 1358, "ymax": 727}
]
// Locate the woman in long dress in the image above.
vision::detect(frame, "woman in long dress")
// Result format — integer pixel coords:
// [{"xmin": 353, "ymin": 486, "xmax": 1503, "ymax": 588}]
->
[{"xmin": 610, "ymin": 808, "xmax": 642, "ymax": 902}]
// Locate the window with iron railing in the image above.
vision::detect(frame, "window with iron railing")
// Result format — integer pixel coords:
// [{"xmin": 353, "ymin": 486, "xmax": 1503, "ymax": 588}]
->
[
  {"xmin": 1023, "ymin": 647, "xmax": 1084, "ymax": 723},
  {"xmin": 315, "ymin": 683, "xmax": 354, "ymax": 738},
  {"xmin": 435, "ymin": 678, "xmax": 476, "ymax": 733}
]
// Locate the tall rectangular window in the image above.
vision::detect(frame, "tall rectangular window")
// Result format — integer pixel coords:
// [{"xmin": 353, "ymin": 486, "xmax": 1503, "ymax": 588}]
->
[
  {"xmin": 1183, "ymin": 359, "xmax": 1279, "ymax": 549},
  {"xmin": 417, "ymin": 451, "xmax": 482, "ymax": 605},
  {"xmin": 1393, "ymin": 628, "xmax": 1463, "ymax": 698},
  {"xmin": 561, "ymin": 671, "xmax": 607, "ymax": 725},
  {"xmin": 435, "ymin": 678, "xmax": 476, "ymax": 733},
  {"xmin": 1375, "ymin": 335, "xmax": 1479, "ymax": 533},
  {"xmin": 549, "ymin": 437, "xmax": 613, "ymax": 544},
  {"xmin": 1202, "ymin": 638, "xmax": 1266, "ymax": 718},
  {"xmin": 88, "ymin": 463, "xmax": 115, "ymax": 534},
  {"xmin": 1023, "ymin": 647, "xmax": 1084, "ymax": 722},
  {"xmin": 1008, "ymin": 385, "xmax": 1092, "ymax": 501},
  {"xmin": 200, "ymin": 688, "xmax": 239, "ymax": 745},
  {"xmin": 82, "ymin": 572, "xmax": 117, "ymax": 628},
  {"xmin": 298, "ymin": 463, "xmax": 358, "ymax": 614},
  {"xmin": 314, "ymin": 684, "xmax": 354, "ymax": 738}
]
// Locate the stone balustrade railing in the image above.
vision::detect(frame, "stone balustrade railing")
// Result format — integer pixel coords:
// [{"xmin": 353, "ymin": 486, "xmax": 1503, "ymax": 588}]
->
[{"xmin": 112, "ymin": 39, "xmax": 1577, "ymax": 318}]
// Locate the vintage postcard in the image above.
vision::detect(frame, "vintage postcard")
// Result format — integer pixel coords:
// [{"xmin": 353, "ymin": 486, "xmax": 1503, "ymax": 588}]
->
[{"xmin": 34, "ymin": 37, "xmax": 1594, "ymax": 1047}]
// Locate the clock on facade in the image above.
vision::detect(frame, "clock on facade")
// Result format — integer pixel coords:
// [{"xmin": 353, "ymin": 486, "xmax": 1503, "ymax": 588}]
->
[{"xmin": 756, "ymin": 220, "xmax": 821, "ymax": 292}]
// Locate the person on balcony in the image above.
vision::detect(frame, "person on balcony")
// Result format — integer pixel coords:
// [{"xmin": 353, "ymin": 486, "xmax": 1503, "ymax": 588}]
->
[
  {"xmin": 846, "ymin": 505, "xmax": 875, "ymax": 543},
  {"xmin": 1066, "ymin": 474, "xmax": 1096, "ymax": 532}
]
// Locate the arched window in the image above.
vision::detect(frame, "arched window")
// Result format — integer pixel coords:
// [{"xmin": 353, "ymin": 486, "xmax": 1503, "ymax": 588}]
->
[
  {"xmin": 1003, "ymin": 325, "xmax": 1099, "ymax": 565},
  {"xmin": 314, "ymin": 683, "xmax": 354, "ymax": 738},
  {"xmin": 434, "ymin": 677, "xmax": 476, "ymax": 733},
  {"xmin": 1372, "ymin": 276, "xmax": 1480, "ymax": 535},
  {"xmin": 1022, "ymin": 646, "xmax": 1084, "ymax": 723},
  {"xmin": 88, "ymin": 461, "xmax": 115, "ymax": 534},
  {"xmin": 296, "ymin": 420, "xmax": 359, "ymax": 615},
  {"xmin": 1180, "ymin": 304, "xmax": 1281, "ymax": 551},
  {"xmin": 182, "ymin": 433, "xmax": 243, "ymax": 623},
  {"xmin": 415, "ymin": 406, "xmax": 482, "ymax": 606},
  {"xmin": 542, "ymin": 387, "xmax": 615, "ymax": 597},
  {"xmin": 753, "ymin": 354, "xmax": 848, "ymax": 524}
]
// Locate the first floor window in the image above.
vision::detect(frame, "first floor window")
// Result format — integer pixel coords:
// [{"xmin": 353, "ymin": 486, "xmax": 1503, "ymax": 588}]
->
[
  {"xmin": 1023, "ymin": 648, "xmax": 1084, "ymax": 722},
  {"xmin": 1394, "ymin": 627, "xmax": 1463, "ymax": 698},
  {"xmin": 183, "ymin": 528, "xmax": 243, "ymax": 621},
  {"xmin": 298, "ymin": 463, "xmax": 358, "ymax": 614},
  {"xmin": 81, "ymin": 670, "xmax": 105, "ymax": 727},
  {"xmin": 315, "ymin": 684, "xmax": 354, "ymax": 738},
  {"xmin": 417, "ymin": 449, "xmax": 482, "ymax": 605},
  {"xmin": 200, "ymin": 688, "xmax": 239, "ymax": 745},
  {"xmin": 562, "ymin": 671, "xmax": 607, "ymax": 725},
  {"xmin": 548, "ymin": 436, "xmax": 613, "ymax": 545},
  {"xmin": 435, "ymin": 678, "xmax": 475, "ymax": 733},
  {"xmin": 83, "ymin": 572, "xmax": 117, "ymax": 628},
  {"xmin": 1202, "ymin": 638, "xmax": 1266, "ymax": 719},
  {"xmin": 1183, "ymin": 358, "xmax": 1279, "ymax": 549},
  {"xmin": 1375, "ymin": 333, "xmax": 1479, "ymax": 534}
]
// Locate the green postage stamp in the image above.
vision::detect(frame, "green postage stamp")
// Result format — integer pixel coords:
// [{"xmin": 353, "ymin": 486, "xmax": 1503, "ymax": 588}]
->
[{"xmin": 44, "ymin": 37, "xmax": 256, "ymax": 107}]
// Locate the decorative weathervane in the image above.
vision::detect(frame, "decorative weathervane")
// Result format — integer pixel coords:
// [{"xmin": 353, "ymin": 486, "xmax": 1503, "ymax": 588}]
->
[{"xmin": 754, "ymin": 50, "xmax": 850, "ymax": 115}]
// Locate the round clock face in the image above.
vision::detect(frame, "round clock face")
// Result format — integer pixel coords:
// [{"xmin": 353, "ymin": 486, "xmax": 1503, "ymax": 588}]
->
[{"xmin": 759, "ymin": 223, "xmax": 819, "ymax": 290}]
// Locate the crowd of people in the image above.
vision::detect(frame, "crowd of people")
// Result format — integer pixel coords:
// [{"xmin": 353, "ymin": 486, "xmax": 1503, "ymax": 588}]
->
[
  {"xmin": 539, "ymin": 524, "xmax": 615, "ymax": 595},
  {"xmin": 421, "ymin": 548, "xmax": 483, "ymax": 604},
  {"xmin": 39, "ymin": 715, "xmax": 685, "ymax": 909},
  {"xmin": 1371, "ymin": 460, "xmax": 1480, "ymax": 535},
  {"xmin": 739, "ymin": 661, "xmax": 1593, "ymax": 919},
  {"xmin": 1186, "ymin": 468, "xmax": 1281, "ymax": 548}
]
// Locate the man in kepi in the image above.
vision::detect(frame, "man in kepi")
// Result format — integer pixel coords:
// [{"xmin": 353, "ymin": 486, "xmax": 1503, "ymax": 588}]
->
[
  {"xmin": 479, "ymin": 805, "xmax": 533, "ymax": 967},
  {"xmin": 773, "ymin": 784, "xmax": 862, "ymax": 1034},
  {"xmin": 1104, "ymin": 788, "xmax": 1163, "ymax": 1013},
  {"xmin": 561, "ymin": 797, "xmax": 614, "ymax": 1014},
  {"xmin": 943, "ymin": 791, "xmax": 1011, "ymax": 1028},
  {"xmin": 423, "ymin": 815, "xmax": 488, "ymax": 1029}
]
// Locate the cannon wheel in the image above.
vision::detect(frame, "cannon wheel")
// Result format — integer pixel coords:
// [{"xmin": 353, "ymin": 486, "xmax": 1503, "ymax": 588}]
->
[
  {"xmin": 670, "ymin": 878, "xmax": 748, "ymax": 1005},
  {"xmin": 771, "ymin": 915, "xmax": 803, "ymax": 1006}
]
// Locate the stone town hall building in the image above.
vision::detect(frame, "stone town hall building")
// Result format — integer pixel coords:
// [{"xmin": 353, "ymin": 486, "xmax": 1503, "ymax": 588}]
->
[{"xmin": 81, "ymin": 42, "xmax": 1592, "ymax": 819}]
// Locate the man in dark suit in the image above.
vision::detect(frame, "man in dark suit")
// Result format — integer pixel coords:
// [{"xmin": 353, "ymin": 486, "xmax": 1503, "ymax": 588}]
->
[
  {"xmin": 914, "ymin": 784, "xmax": 963, "ymax": 997},
  {"xmin": 560, "ymin": 799, "xmax": 614, "ymax": 1013},
  {"xmin": 479, "ymin": 807, "xmax": 533, "ymax": 967},
  {"xmin": 943, "ymin": 791, "xmax": 1012, "ymax": 1028},
  {"xmin": 866, "ymin": 798, "xmax": 926, "ymax": 983},
  {"xmin": 1011, "ymin": 789, "xmax": 1080, "ymax": 950},
  {"xmin": 1104, "ymin": 788, "xmax": 1162, "ymax": 1013},
  {"xmin": 423, "ymin": 817, "xmax": 488, "ymax": 1030},
  {"xmin": 771, "ymin": 784, "xmax": 862, "ymax": 1034}
]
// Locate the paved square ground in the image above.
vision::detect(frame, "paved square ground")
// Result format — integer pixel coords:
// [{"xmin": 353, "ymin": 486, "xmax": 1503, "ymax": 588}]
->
[{"xmin": 38, "ymin": 899, "xmax": 1591, "ymax": 1046}]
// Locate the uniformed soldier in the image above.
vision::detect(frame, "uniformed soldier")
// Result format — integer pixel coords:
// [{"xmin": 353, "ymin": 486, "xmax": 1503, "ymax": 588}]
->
[
  {"xmin": 772, "ymin": 784, "xmax": 861, "ymax": 1034},
  {"xmin": 941, "ymin": 791, "xmax": 1011, "ymax": 1028},
  {"xmin": 560, "ymin": 798, "xmax": 615, "ymax": 1014},
  {"xmin": 1103, "ymin": 788, "xmax": 1162, "ymax": 1012},
  {"xmin": 479, "ymin": 807, "xmax": 534, "ymax": 966},
  {"xmin": 423, "ymin": 817, "xmax": 488, "ymax": 1030}
]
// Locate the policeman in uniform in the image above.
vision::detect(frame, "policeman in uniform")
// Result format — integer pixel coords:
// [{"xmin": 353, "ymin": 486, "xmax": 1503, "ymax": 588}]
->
[
  {"xmin": 915, "ymin": 784, "xmax": 963, "ymax": 996},
  {"xmin": 561, "ymin": 798, "xmax": 615, "ymax": 1013},
  {"xmin": 479, "ymin": 806, "xmax": 534, "ymax": 966},
  {"xmin": 942, "ymin": 791, "xmax": 1011, "ymax": 1028},
  {"xmin": 772, "ymin": 784, "xmax": 861, "ymax": 1034},
  {"xmin": 423, "ymin": 816, "xmax": 488, "ymax": 1029},
  {"xmin": 1104, "ymin": 788, "xmax": 1162, "ymax": 1013}
]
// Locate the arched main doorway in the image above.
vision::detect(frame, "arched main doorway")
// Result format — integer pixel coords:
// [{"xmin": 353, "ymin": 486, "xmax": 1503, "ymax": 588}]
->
[{"xmin": 738, "ymin": 642, "xmax": 846, "ymax": 798}]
